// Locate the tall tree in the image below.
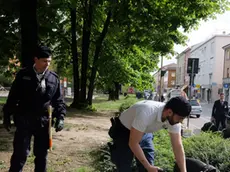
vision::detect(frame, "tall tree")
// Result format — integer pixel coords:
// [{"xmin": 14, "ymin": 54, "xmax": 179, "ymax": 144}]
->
[
  {"xmin": 80, "ymin": 0, "xmax": 93, "ymax": 105},
  {"xmin": 87, "ymin": 9, "xmax": 112, "ymax": 105},
  {"xmin": 70, "ymin": 7, "xmax": 80, "ymax": 107},
  {"xmin": 2, "ymin": 0, "xmax": 229, "ymax": 109},
  {"xmin": 20, "ymin": 0, "xmax": 38, "ymax": 67}
]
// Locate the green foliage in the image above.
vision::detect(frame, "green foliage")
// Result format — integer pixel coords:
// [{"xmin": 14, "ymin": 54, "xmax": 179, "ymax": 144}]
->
[
  {"xmin": 91, "ymin": 130, "xmax": 173, "ymax": 171},
  {"xmin": 183, "ymin": 132, "xmax": 230, "ymax": 172},
  {"xmin": 118, "ymin": 96, "xmax": 138, "ymax": 113},
  {"xmin": 74, "ymin": 167, "xmax": 93, "ymax": 172},
  {"xmin": 92, "ymin": 130, "xmax": 230, "ymax": 172},
  {"xmin": 91, "ymin": 144, "xmax": 116, "ymax": 172},
  {"xmin": 153, "ymin": 130, "xmax": 175, "ymax": 171},
  {"xmin": 0, "ymin": 0, "xmax": 20, "ymax": 62},
  {"xmin": 85, "ymin": 105, "xmax": 97, "ymax": 112},
  {"xmin": 0, "ymin": 74, "xmax": 13, "ymax": 87},
  {"xmin": 97, "ymin": 44, "xmax": 158, "ymax": 92},
  {"xmin": 93, "ymin": 94, "xmax": 139, "ymax": 111},
  {"xmin": 1, "ymin": 0, "xmax": 230, "ymax": 107}
]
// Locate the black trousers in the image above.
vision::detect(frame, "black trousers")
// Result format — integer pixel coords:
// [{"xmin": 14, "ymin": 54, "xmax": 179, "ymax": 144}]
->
[
  {"xmin": 109, "ymin": 117, "xmax": 154, "ymax": 172},
  {"xmin": 215, "ymin": 117, "xmax": 226, "ymax": 130},
  {"xmin": 9, "ymin": 126, "xmax": 49, "ymax": 172}
]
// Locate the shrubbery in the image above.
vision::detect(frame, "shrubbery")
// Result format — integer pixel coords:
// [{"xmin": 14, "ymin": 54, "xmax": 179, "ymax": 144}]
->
[
  {"xmin": 183, "ymin": 132, "xmax": 230, "ymax": 172},
  {"xmin": 0, "ymin": 74, "xmax": 13, "ymax": 87},
  {"xmin": 93, "ymin": 96, "xmax": 230, "ymax": 171},
  {"xmin": 92, "ymin": 130, "xmax": 230, "ymax": 171},
  {"xmin": 118, "ymin": 96, "xmax": 139, "ymax": 113}
]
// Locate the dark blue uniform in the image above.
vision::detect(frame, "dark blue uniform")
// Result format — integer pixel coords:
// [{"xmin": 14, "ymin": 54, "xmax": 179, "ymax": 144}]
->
[{"xmin": 3, "ymin": 67, "xmax": 66, "ymax": 172}]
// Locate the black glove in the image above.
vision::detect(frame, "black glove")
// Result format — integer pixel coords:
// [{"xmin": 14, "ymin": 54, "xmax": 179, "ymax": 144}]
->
[
  {"xmin": 3, "ymin": 115, "xmax": 11, "ymax": 132},
  {"xmin": 55, "ymin": 119, "xmax": 64, "ymax": 132}
]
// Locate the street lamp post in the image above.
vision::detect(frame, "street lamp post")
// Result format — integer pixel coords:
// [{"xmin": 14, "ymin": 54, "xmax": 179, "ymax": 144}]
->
[{"xmin": 159, "ymin": 56, "xmax": 163, "ymax": 101}]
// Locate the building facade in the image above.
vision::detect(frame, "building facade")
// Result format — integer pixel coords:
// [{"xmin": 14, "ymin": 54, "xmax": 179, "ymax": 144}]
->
[
  {"xmin": 222, "ymin": 43, "xmax": 230, "ymax": 102},
  {"xmin": 154, "ymin": 63, "xmax": 177, "ymax": 95},
  {"xmin": 192, "ymin": 35, "xmax": 230, "ymax": 102},
  {"xmin": 164, "ymin": 68, "xmax": 177, "ymax": 89},
  {"xmin": 176, "ymin": 48, "xmax": 191, "ymax": 87}
]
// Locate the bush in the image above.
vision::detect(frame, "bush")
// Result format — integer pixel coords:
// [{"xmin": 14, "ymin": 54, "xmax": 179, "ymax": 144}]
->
[
  {"xmin": 154, "ymin": 130, "xmax": 175, "ymax": 171},
  {"xmin": 91, "ymin": 130, "xmax": 174, "ymax": 172},
  {"xmin": 91, "ymin": 143, "xmax": 116, "ymax": 172},
  {"xmin": 183, "ymin": 132, "xmax": 230, "ymax": 172},
  {"xmin": 0, "ymin": 74, "xmax": 13, "ymax": 87},
  {"xmin": 118, "ymin": 97, "xmax": 137, "ymax": 113},
  {"xmin": 92, "ymin": 130, "xmax": 230, "ymax": 172}
]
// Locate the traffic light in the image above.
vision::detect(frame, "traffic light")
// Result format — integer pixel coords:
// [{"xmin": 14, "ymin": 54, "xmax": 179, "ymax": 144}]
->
[
  {"xmin": 187, "ymin": 58, "xmax": 199, "ymax": 74},
  {"xmin": 161, "ymin": 70, "xmax": 166, "ymax": 77}
]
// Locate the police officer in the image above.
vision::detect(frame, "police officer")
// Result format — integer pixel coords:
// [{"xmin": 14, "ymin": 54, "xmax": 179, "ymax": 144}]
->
[{"xmin": 3, "ymin": 45, "xmax": 66, "ymax": 172}]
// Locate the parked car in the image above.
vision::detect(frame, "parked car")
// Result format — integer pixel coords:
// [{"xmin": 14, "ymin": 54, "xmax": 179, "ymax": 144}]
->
[{"xmin": 190, "ymin": 99, "xmax": 202, "ymax": 118}]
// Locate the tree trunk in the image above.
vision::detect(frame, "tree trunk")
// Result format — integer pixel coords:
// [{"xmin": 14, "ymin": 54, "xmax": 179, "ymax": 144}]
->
[
  {"xmin": 108, "ymin": 89, "xmax": 116, "ymax": 101},
  {"xmin": 70, "ymin": 8, "xmax": 80, "ymax": 108},
  {"xmin": 80, "ymin": 0, "xmax": 93, "ymax": 106},
  {"xmin": 114, "ymin": 82, "xmax": 120, "ymax": 100},
  {"xmin": 20, "ymin": 0, "xmax": 38, "ymax": 68},
  {"xmin": 87, "ymin": 10, "xmax": 112, "ymax": 105}
]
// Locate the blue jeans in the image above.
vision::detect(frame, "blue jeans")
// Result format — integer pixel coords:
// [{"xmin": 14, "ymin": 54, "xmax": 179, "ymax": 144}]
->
[{"xmin": 111, "ymin": 133, "xmax": 154, "ymax": 172}]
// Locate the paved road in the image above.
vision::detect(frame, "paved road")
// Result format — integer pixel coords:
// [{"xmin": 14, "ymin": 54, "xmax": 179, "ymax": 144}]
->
[{"xmin": 184, "ymin": 103, "xmax": 213, "ymax": 134}]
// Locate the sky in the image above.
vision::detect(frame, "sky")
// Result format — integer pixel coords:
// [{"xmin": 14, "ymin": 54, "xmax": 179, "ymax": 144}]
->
[{"xmin": 158, "ymin": 11, "xmax": 230, "ymax": 68}]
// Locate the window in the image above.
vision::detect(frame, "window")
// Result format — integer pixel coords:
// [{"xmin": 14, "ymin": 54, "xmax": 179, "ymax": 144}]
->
[
  {"xmin": 171, "ymin": 80, "xmax": 175, "ymax": 86},
  {"xmin": 226, "ymin": 49, "xmax": 230, "ymax": 60},
  {"xmin": 211, "ymin": 42, "xmax": 214, "ymax": 53},
  {"xmin": 171, "ymin": 72, "xmax": 175, "ymax": 77},
  {"xmin": 227, "ymin": 68, "xmax": 229, "ymax": 78},
  {"xmin": 190, "ymin": 100, "xmax": 199, "ymax": 106}
]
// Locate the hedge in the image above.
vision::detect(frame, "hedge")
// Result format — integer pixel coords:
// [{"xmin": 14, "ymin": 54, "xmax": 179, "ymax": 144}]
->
[{"xmin": 92, "ymin": 130, "xmax": 230, "ymax": 171}]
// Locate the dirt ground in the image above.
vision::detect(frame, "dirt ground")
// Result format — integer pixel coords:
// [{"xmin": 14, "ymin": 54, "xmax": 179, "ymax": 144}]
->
[{"xmin": 0, "ymin": 109, "xmax": 114, "ymax": 172}]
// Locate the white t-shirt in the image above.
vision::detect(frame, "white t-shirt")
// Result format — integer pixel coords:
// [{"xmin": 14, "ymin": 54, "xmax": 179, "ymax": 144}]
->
[{"xmin": 119, "ymin": 100, "xmax": 181, "ymax": 134}]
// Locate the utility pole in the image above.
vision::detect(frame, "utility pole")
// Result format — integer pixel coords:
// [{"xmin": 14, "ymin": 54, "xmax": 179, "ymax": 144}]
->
[
  {"xmin": 187, "ymin": 59, "xmax": 195, "ymax": 128},
  {"xmin": 159, "ymin": 56, "xmax": 163, "ymax": 101}
]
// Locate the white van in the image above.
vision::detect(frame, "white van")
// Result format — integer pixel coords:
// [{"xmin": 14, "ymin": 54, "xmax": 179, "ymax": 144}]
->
[{"xmin": 165, "ymin": 89, "xmax": 182, "ymax": 102}]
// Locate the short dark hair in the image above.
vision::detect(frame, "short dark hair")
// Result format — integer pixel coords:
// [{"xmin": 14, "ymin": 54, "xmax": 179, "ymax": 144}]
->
[
  {"xmin": 35, "ymin": 45, "xmax": 52, "ymax": 59},
  {"xmin": 164, "ymin": 96, "xmax": 191, "ymax": 117}
]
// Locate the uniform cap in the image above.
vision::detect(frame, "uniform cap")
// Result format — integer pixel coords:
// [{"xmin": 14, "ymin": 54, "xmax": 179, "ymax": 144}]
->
[{"xmin": 35, "ymin": 46, "xmax": 52, "ymax": 58}]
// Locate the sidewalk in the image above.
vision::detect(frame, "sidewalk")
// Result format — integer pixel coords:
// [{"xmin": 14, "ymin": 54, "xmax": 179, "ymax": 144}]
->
[{"xmin": 182, "ymin": 102, "xmax": 214, "ymax": 136}]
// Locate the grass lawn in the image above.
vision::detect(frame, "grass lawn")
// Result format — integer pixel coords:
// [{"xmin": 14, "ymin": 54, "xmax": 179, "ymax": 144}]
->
[
  {"xmin": 0, "ymin": 94, "xmax": 141, "ymax": 111},
  {"xmin": 0, "ymin": 94, "xmax": 141, "ymax": 113},
  {"xmin": 0, "ymin": 94, "xmax": 142, "ymax": 172},
  {"xmin": 93, "ymin": 94, "xmax": 139, "ymax": 111}
]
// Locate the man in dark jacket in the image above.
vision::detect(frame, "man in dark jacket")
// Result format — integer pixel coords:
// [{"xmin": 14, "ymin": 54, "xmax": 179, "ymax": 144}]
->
[
  {"xmin": 211, "ymin": 92, "xmax": 228, "ymax": 130},
  {"xmin": 3, "ymin": 45, "xmax": 66, "ymax": 172}
]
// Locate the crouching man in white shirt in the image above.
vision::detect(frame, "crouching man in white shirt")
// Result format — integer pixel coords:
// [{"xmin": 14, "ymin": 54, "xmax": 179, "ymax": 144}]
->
[{"xmin": 108, "ymin": 96, "xmax": 191, "ymax": 172}]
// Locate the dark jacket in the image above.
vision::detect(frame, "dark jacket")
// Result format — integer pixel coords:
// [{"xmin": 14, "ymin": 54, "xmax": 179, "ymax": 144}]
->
[
  {"xmin": 212, "ymin": 100, "xmax": 228, "ymax": 119},
  {"xmin": 3, "ymin": 67, "xmax": 66, "ymax": 128}
]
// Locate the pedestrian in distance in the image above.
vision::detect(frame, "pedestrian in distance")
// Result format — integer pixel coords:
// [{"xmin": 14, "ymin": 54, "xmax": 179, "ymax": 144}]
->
[
  {"xmin": 3, "ymin": 45, "xmax": 66, "ymax": 172},
  {"xmin": 108, "ymin": 96, "xmax": 191, "ymax": 172},
  {"xmin": 211, "ymin": 92, "xmax": 228, "ymax": 130}
]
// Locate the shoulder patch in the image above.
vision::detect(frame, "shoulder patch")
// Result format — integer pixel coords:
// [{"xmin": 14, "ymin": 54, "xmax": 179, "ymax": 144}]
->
[{"xmin": 22, "ymin": 76, "xmax": 31, "ymax": 80}]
